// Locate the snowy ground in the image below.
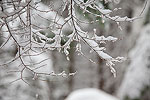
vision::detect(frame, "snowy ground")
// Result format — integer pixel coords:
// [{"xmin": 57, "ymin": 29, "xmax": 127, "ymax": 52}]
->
[{"xmin": 66, "ymin": 88, "xmax": 119, "ymax": 100}]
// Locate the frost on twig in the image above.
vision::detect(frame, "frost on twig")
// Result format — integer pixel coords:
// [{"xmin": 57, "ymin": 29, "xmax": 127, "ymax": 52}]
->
[{"xmin": 0, "ymin": 0, "xmax": 135, "ymax": 84}]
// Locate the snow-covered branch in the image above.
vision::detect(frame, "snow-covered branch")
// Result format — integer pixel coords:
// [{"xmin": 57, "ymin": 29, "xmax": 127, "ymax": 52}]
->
[{"xmin": 0, "ymin": 0, "xmax": 135, "ymax": 84}]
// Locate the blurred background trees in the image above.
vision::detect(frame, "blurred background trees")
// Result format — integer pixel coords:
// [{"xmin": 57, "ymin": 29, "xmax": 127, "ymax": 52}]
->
[{"xmin": 0, "ymin": 0, "xmax": 150, "ymax": 100}]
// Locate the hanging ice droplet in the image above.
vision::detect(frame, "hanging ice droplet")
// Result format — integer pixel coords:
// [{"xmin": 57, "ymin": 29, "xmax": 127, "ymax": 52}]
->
[
  {"xmin": 36, "ymin": 94, "xmax": 39, "ymax": 98},
  {"xmin": 91, "ymin": 21, "xmax": 94, "ymax": 23},
  {"xmin": 90, "ymin": 49, "xmax": 94, "ymax": 53},
  {"xmin": 67, "ymin": 56, "xmax": 70, "ymax": 61},
  {"xmin": 102, "ymin": 19, "xmax": 105, "ymax": 23},
  {"xmin": 93, "ymin": 28, "xmax": 96, "ymax": 33},
  {"xmin": 118, "ymin": 26, "xmax": 122, "ymax": 30},
  {"xmin": 89, "ymin": 59, "xmax": 96, "ymax": 63},
  {"xmin": 32, "ymin": 77, "xmax": 35, "ymax": 80},
  {"xmin": 114, "ymin": 8, "xmax": 118, "ymax": 11}
]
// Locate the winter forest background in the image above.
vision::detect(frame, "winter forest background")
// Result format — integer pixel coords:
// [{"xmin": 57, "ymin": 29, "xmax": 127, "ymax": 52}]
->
[{"xmin": 0, "ymin": 0, "xmax": 150, "ymax": 100}]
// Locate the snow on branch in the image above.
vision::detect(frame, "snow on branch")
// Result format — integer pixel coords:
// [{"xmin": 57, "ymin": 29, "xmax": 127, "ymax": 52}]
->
[{"xmin": 0, "ymin": 0, "xmax": 133, "ymax": 84}]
